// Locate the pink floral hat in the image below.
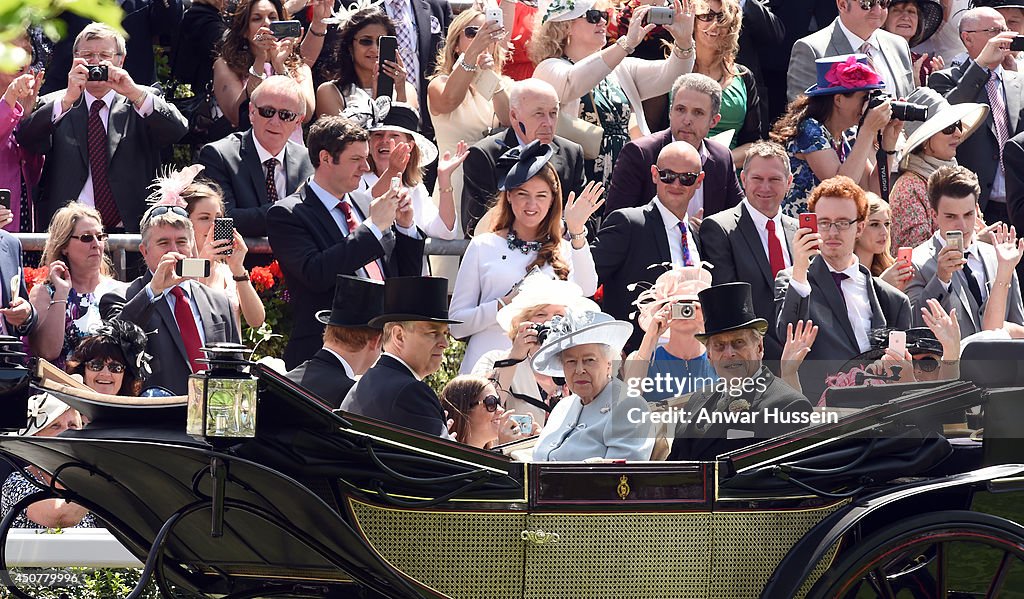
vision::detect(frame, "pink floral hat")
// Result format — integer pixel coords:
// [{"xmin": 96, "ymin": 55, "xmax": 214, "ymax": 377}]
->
[
  {"xmin": 805, "ymin": 54, "xmax": 887, "ymax": 97},
  {"xmin": 631, "ymin": 264, "xmax": 712, "ymax": 333}
]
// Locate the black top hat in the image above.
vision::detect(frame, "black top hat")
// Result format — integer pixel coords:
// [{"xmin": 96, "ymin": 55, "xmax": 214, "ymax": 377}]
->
[
  {"xmin": 694, "ymin": 282, "xmax": 769, "ymax": 343},
  {"xmin": 367, "ymin": 276, "xmax": 463, "ymax": 328},
  {"xmin": 970, "ymin": 0, "xmax": 1024, "ymax": 9},
  {"xmin": 498, "ymin": 140, "xmax": 556, "ymax": 191},
  {"xmin": 315, "ymin": 275, "xmax": 386, "ymax": 328}
]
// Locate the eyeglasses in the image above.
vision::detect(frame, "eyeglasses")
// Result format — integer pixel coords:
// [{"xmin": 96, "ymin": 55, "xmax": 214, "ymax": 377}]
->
[
  {"xmin": 74, "ymin": 51, "xmax": 121, "ymax": 62},
  {"xmin": 962, "ymin": 27, "xmax": 1009, "ymax": 34},
  {"xmin": 817, "ymin": 219, "xmax": 858, "ymax": 231},
  {"xmin": 696, "ymin": 9, "xmax": 727, "ymax": 23},
  {"xmin": 464, "ymin": 25, "xmax": 480, "ymax": 38},
  {"xmin": 146, "ymin": 205, "xmax": 189, "ymax": 222},
  {"xmin": 940, "ymin": 120, "xmax": 963, "ymax": 135},
  {"xmin": 85, "ymin": 359, "xmax": 126, "ymax": 374},
  {"xmin": 355, "ymin": 36, "xmax": 379, "ymax": 47},
  {"xmin": 583, "ymin": 9, "xmax": 611, "ymax": 24},
  {"xmin": 255, "ymin": 105, "xmax": 299, "ymax": 122},
  {"xmin": 656, "ymin": 167, "xmax": 701, "ymax": 186},
  {"xmin": 69, "ymin": 233, "xmax": 108, "ymax": 243},
  {"xmin": 912, "ymin": 355, "xmax": 939, "ymax": 373},
  {"xmin": 470, "ymin": 394, "xmax": 503, "ymax": 413},
  {"xmin": 855, "ymin": 0, "xmax": 891, "ymax": 9}
]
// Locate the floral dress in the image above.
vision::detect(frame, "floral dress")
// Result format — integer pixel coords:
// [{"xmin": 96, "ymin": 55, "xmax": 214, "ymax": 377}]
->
[
  {"xmin": 580, "ymin": 75, "xmax": 631, "ymax": 190},
  {"xmin": 30, "ymin": 278, "xmax": 128, "ymax": 370},
  {"xmin": 889, "ymin": 172, "xmax": 934, "ymax": 251},
  {"xmin": 782, "ymin": 117, "xmax": 856, "ymax": 218},
  {"xmin": 2, "ymin": 471, "xmax": 97, "ymax": 529}
]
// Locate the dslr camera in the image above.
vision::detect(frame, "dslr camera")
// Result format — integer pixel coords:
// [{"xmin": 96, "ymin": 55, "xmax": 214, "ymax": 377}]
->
[
  {"xmin": 87, "ymin": 65, "xmax": 108, "ymax": 82},
  {"xmin": 864, "ymin": 90, "xmax": 928, "ymax": 122}
]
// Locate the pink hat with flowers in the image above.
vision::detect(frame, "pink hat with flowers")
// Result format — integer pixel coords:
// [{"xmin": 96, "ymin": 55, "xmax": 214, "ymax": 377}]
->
[
  {"xmin": 805, "ymin": 54, "xmax": 886, "ymax": 97},
  {"xmin": 632, "ymin": 264, "xmax": 712, "ymax": 332}
]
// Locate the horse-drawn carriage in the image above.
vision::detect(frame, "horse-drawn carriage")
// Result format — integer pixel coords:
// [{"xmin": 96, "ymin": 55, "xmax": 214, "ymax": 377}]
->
[{"xmin": 1, "ymin": 339, "xmax": 1024, "ymax": 599}]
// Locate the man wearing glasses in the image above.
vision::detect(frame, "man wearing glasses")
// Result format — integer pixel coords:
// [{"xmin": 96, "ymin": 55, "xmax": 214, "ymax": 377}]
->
[
  {"xmin": 198, "ymin": 75, "xmax": 314, "ymax": 237},
  {"xmin": 787, "ymin": 0, "xmax": 916, "ymax": 102},
  {"xmin": 17, "ymin": 23, "xmax": 188, "ymax": 234},
  {"xmin": 775, "ymin": 175, "xmax": 911, "ymax": 399}
]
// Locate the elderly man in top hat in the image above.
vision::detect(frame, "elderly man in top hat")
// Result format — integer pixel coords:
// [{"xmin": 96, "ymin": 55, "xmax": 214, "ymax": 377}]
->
[
  {"xmin": 668, "ymin": 282, "xmax": 812, "ymax": 461},
  {"xmin": 286, "ymin": 275, "xmax": 386, "ymax": 408},
  {"xmin": 340, "ymin": 276, "xmax": 461, "ymax": 438}
]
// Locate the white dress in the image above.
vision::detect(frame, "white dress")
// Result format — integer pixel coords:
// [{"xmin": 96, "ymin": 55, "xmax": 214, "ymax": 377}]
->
[{"xmin": 449, "ymin": 232, "xmax": 598, "ymax": 374}]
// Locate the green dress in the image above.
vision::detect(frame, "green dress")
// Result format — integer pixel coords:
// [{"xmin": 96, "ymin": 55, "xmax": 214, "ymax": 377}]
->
[
  {"xmin": 580, "ymin": 75, "xmax": 631, "ymax": 189},
  {"xmin": 708, "ymin": 75, "xmax": 747, "ymax": 149}
]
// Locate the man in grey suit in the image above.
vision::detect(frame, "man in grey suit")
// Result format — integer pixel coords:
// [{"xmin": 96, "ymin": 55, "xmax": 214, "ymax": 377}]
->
[
  {"xmin": 787, "ymin": 0, "xmax": 915, "ymax": 102},
  {"xmin": 101, "ymin": 205, "xmax": 240, "ymax": 395},
  {"xmin": 198, "ymin": 76, "xmax": 314, "ymax": 237},
  {"xmin": 927, "ymin": 7, "xmax": 1023, "ymax": 223},
  {"xmin": 905, "ymin": 166, "xmax": 1024, "ymax": 337}
]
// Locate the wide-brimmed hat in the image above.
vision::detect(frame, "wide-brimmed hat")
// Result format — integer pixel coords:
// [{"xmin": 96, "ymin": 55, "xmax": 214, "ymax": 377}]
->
[
  {"xmin": 541, "ymin": 0, "xmax": 597, "ymax": 23},
  {"xmin": 315, "ymin": 275, "xmax": 386, "ymax": 329},
  {"xmin": 496, "ymin": 277, "xmax": 600, "ymax": 332},
  {"xmin": 839, "ymin": 327, "xmax": 944, "ymax": 372},
  {"xmin": 19, "ymin": 394, "xmax": 73, "ymax": 437},
  {"xmin": 368, "ymin": 103, "xmax": 438, "ymax": 166},
  {"xmin": 694, "ymin": 282, "xmax": 768, "ymax": 343},
  {"xmin": 368, "ymin": 276, "xmax": 463, "ymax": 327},
  {"xmin": 805, "ymin": 54, "xmax": 887, "ymax": 96},
  {"xmin": 498, "ymin": 140, "xmax": 555, "ymax": 191},
  {"xmin": 530, "ymin": 309, "xmax": 634, "ymax": 376},
  {"xmin": 889, "ymin": 0, "xmax": 944, "ymax": 46},
  {"xmin": 83, "ymin": 320, "xmax": 154, "ymax": 382},
  {"xmin": 898, "ymin": 91, "xmax": 988, "ymax": 166},
  {"xmin": 632, "ymin": 263, "xmax": 713, "ymax": 332}
]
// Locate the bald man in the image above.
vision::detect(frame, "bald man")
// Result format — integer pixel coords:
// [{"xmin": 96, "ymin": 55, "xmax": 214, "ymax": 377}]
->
[
  {"xmin": 592, "ymin": 141, "xmax": 706, "ymax": 351},
  {"xmin": 460, "ymin": 78, "xmax": 585, "ymax": 237}
]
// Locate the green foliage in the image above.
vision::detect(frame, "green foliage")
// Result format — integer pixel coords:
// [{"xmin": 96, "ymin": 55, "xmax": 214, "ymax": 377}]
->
[
  {"xmin": 425, "ymin": 338, "xmax": 466, "ymax": 396},
  {"xmin": 13, "ymin": 567, "xmax": 160, "ymax": 598},
  {"xmin": 0, "ymin": 0, "xmax": 124, "ymax": 70}
]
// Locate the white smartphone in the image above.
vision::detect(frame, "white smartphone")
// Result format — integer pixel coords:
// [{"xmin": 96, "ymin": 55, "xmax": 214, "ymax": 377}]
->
[
  {"xmin": 888, "ymin": 330, "xmax": 907, "ymax": 356},
  {"xmin": 390, "ymin": 176, "xmax": 402, "ymax": 192},
  {"xmin": 485, "ymin": 7, "xmax": 503, "ymax": 28},
  {"xmin": 945, "ymin": 230, "xmax": 964, "ymax": 252}
]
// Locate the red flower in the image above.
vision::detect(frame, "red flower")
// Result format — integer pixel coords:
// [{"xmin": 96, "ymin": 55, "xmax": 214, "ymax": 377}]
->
[
  {"xmin": 24, "ymin": 266, "xmax": 50, "ymax": 293},
  {"xmin": 268, "ymin": 260, "xmax": 283, "ymax": 280},
  {"xmin": 825, "ymin": 56, "xmax": 881, "ymax": 90},
  {"xmin": 593, "ymin": 284, "xmax": 604, "ymax": 304},
  {"xmin": 250, "ymin": 266, "xmax": 275, "ymax": 293}
]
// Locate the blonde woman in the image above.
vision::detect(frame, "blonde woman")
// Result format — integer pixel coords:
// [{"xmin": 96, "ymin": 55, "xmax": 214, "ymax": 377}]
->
[{"xmin": 855, "ymin": 194, "xmax": 913, "ymax": 291}]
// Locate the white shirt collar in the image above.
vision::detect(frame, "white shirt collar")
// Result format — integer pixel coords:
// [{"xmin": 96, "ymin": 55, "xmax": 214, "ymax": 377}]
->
[
  {"xmin": 824, "ymin": 255, "xmax": 863, "ymax": 280},
  {"xmin": 322, "ymin": 347, "xmax": 356, "ymax": 379},
  {"xmin": 308, "ymin": 179, "xmax": 346, "ymax": 213},
  {"xmin": 837, "ymin": 17, "xmax": 879, "ymax": 52},
  {"xmin": 741, "ymin": 198, "xmax": 783, "ymax": 230},
  {"xmin": 653, "ymin": 196, "xmax": 684, "ymax": 230},
  {"xmin": 251, "ymin": 132, "xmax": 288, "ymax": 166},
  {"xmin": 84, "ymin": 89, "xmax": 117, "ymax": 109},
  {"xmin": 383, "ymin": 351, "xmax": 422, "ymax": 381}
]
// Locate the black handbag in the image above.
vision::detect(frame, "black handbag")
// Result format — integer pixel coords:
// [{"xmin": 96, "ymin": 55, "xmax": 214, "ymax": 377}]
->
[{"xmin": 168, "ymin": 80, "xmax": 235, "ymax": 147}]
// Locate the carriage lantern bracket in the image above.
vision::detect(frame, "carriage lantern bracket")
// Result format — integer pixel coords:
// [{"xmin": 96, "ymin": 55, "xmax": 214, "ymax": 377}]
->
[
  {"xmin": 0, "ymin": 336, "xmax": 30, "ymax": 432},
  {"xmin": 186, "ymin": 343, "xmax": 259, "ymax": 443}
]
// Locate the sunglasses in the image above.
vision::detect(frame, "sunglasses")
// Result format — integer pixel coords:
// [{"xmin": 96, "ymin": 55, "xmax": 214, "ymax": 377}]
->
[
  {"xmin": 146, "ymin": 205, "xmax": 189, "ymax": 222},
  {"xmin": 583, "ymin": 9, "xmax": 611, "ymax": 24},
  {"xmin": 471, "ymin": 394, "xmax": 503, "ymax": 413},
  {"xmin": 696, "ymin": 9, "xmax": 727, "ymax": 23},
  {"xmin": 855, "ymin": 0, "xmax": 891, "ymax": 9},
  {"xmin": 656, "ymin": 167, "xmax": 700, "ymax": 186},
  {"xmin": 255, "ymin": 105, "xmax": 299, "ymax": 122},
  {"xmin": 940, "ymin": 120, "xmax": 963, "ymax": 135},
  {"xmin": 912, "ymin": 355, "xmax": 939, "ymax": 373},
  {"xmin": 464, "ymin": 25, "xmax": 480, "ymax": 38},
  {"xmin": 355, "ymin": 36, "xmax": 379, "ymax": 47},
  {"xmin": 86, "ymin": 359, "xmax": 126, "ymax": 374},
  {"xmin": 69, "ymin": 233, "xmax": 109, "ymax": 243}
]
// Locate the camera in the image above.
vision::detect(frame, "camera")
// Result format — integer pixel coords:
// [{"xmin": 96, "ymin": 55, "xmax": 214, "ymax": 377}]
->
[
  {"xmin": 533, "ymin": 323, "xmax": 551, "ymax": 345},
  {"xmin": 671, "ymin": 301, "xmax": 696, "ymax": 320},
  {"xmin": 87, "ymin": 65, "xmax": 108, "ymax": 82},
  {"xmin": 175, "ymin": 258, "xmax": 212, "ymax": 278},
  {"xmin": 644, "ymin": 6, "xmax": 674, "ymax": 25},
  {"xmin": 1012, "ymin": 36, "xmax": 1024, "ymax": 52},
  {"xmin": 864, "ymin": 90, "xmax": 928, "ymax": 122}
]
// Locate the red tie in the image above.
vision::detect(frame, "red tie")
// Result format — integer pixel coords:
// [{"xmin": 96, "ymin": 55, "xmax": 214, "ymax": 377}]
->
[
  {"xmin": 766, "ymin": 219, "xmax": 786, "ymax": 277},
  {"xmin": 336, "ymin": 200, "xmax": 385, "ymax": 280},
  {"xmin": 170, "ymin": 286, "xmax": 205, "ymax": 373},
  {"xmin": 87, "ymin": 99, "xmax": 120, "ymax": 229}
]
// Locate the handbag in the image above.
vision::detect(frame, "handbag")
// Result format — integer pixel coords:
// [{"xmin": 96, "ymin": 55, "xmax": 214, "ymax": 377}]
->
[
  {"xmin": 169, "ymin": 81, "xmax": 234, "ymax": 147},
  {"xmin": 556, "ymin": 92, "xmax": 604, "ymax": 160}
]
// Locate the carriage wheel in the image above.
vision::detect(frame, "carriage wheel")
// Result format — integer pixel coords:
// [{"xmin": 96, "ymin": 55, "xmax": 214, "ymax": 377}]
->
[{"xmin": 807, "ymin": 510, "xmax": 1024, "ymax": 599}]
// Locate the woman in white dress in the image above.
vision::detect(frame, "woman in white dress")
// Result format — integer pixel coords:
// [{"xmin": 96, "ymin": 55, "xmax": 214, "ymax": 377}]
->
[{"xmin": 449, "ymin": 140, "xmax": 602, "ymax": 373}]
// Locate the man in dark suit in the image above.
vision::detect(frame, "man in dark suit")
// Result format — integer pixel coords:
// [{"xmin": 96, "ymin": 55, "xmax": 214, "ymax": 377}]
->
[
  {"xmin": 198, "ymin": 76, "xmax": 314, "ymax": 237},
  {"xmin": 765, "ymin": 0, "xmax": 837, "ymax": 120},
  {"xmin": 101, "ymin": 205, "xmax": 240, "ymax": 395},
  {"xmin": 1008, "ymin": 130, "xmax": 1024, "ymax": 238},
  {"xmin": 736, "ymin": 0, "xmax": 786, "ymax": 128},
  {"xmin": 382, "ymin": 0, "xmax": 451, "ymax": 139},
  {"xmin": 17, "ymin": 24, "xmax": 188, "ymax": 233},
  {"xmin": 700, "ymin": 141, "xmax": 798, "ymax": 361},
  {"xmin": 341, "ymin": 277, "xmax": 461, "ymax": 438},
  {"xmin": 927, "ymin": 7, "xmax": 1023, "ymax": 223},
  {"xmin": 0, "ymin": 213, "xmax": 37, "ymax": 336},
  {"xmin": 606, "ymin": 73, "xmax": 743, "ymax": 217},
  {"xmin": 462, "ymin": 78, "xmax": 585, "ymax": 236},
  {"xmin": 668, "ymin": 282, "xmax": 812, "ymax": 461},
  {"xmin": 286, "ymin": 275, "xmax": 385, "ymax": 408},
  {"xmin": 593, "ymin": 141, "xmax": 705, "ymax": 351},
  {"xmin": 267, "ymin": 116, "xmax": 424, "ymax": 369},
  {"xmin": 775, "ymin": 176, "xmax": 911, "ymax": 400}
]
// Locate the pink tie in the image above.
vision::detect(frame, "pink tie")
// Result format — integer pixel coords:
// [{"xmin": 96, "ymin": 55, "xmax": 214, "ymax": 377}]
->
[{"xmin": 337, "ymin": 201, "xmax": 385, "ymax": 280}]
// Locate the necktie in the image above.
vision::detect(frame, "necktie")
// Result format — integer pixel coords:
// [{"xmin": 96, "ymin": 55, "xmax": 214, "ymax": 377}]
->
[
  {"xmin": 985, "ymin": 70, "xmax": 1011, "ymax": 173},
  {"xmin": 87, "ymin": 100, "xmax": 120, "ymax": 229},
  {"xmin": 170, "ymin": 286, "xmax": 205, "ymax": 373},
  {"xmin": 677, "ymin": 222, "xmax": 694, "ymax": 266},
  {"xmin": 337, "ymin": 200, "xmax": 385, "ymax": 280},
  {"xmin": 388, "ymin": 0, "xmax": 419, "ymax": 87},
  {"xmin": 858, "ymin": 42, "xmax": 876, "ymax": 70},
  {"xmin": 831, "ymin": 271, "xmax": 849, "ymax": 305},
  {"xmin": 961, "ymin": 252, "xmax": 985, "ymax": 308},
  {"xmin": 765, "ymin": 219, "xmax": 786, "ymax": 277},
  {"xmin": 264, "ymin": 158, "xmax": 280, "ymax": 203}
]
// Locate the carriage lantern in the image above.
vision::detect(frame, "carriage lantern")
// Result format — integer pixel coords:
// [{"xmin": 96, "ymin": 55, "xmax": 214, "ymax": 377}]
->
[
  {"xmin": 0, "ymin": 336, "xmax": 30, "ymax": 432},
  {"xmin": 187, "ymin": 343, "xmax": 259, "ymax": 442}
]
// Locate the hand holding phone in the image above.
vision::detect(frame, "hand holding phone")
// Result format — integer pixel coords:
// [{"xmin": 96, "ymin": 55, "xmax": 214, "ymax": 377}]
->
[
  {"xmin": 213, "ymin": 218, "xmax": 235, "ymax": 257},
  {"xmin": 799, "ymin": 213, "xmax": 817, "ymax": 234},
  {"xmin": 175, "ymin": 258, "xmax": 212, "ymax": 279},
  {"xmin": 897, "ymin": 247, "xmax": 913, "ymax": 265},
  {"xmin": 888, "ymin": 330, "xmax": 907, "ymax": 356},
  {"xmin": 269, "ymin": 20, "xmax": 302, "ymax": 39},
  {"xmin": 484, "ymin": 7, "xmax": 503, "ymax": 28},
  {"xmin": 376, "ymin": 36, "xmax": 398, "ymax": 99}
]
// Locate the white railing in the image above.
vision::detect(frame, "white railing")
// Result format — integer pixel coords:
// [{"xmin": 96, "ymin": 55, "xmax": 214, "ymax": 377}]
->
[{"xmin": 6, "ymin": 529, "xmax": 141, "ymax": 568}]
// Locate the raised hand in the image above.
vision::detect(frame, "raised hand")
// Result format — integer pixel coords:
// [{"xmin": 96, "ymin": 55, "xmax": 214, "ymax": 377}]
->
[
  {"xmin": 663, "ymin": 0, "xmax": 695, "ymax": 47},
  {"xmin": 782, "ymin": 320, "xmax": 818, "ymax": 367},
  {"xmin": 920, "ymin": 298, "xmax": 959, "ymax": 358},
  {"xmin": 879, "ymin": 259, "xmax": 913, "ymax": 291},
  {"xmin": 47, "ymin": 260, "xmax": 72, "ymax": 299},
  {"xmin": 3, "ymin": 71, "xmax": 37, "ymax": 109},
  {"xmin": 437, "ymin": 140, "xmax": 470, "ymax": 180},
  {"xmin": 564, "ymin": 180, "xmax": 605, "ymax": 236}
]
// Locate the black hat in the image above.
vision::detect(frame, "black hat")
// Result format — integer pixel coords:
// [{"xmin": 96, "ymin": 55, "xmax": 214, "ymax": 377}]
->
[
  {"xmin": 694, "ymin": 282, "xmax": 769, "ymax": 343},
  {"xmin": 368, "ymin": 103, "xmax": 438, "ymax": 165},
  {"xmin": 315, "ymin": 275, "xmax": 386, "ymax": 329},
  {"xmin": 970, "ymin": 0, "xmax": 1024, "ymax": 9},
  {"xmin": 367, "ymin": 276, "xmax": 463, "ymax": 328},
  {"xmin": 890, "ymin": 0, "xmax": 944, "ymax": 46},
  {"xmin": 498, "ymin": 140, "xmax": 555, "ymax": 191},
  {"xmin": 839, "ymin": 327, "xmax": 944, "ymax": 372},
  {"xmin": 87, "ymin": 320, "xmax": 154, "ymax": 382}
]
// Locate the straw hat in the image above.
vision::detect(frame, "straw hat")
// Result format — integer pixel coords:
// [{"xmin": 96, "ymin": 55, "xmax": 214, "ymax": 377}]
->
[{"xmin": 897, "ymin": 93, "xmax": 988, "ymax": 167}]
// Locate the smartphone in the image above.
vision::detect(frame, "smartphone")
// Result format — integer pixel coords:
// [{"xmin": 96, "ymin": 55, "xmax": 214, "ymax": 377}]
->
[
  {"xmin": 269, "ymin": 20, "xmax": 302, "ymax": 39},
  {"xmin": 509, "ymin": 413, "xmax": 533, "ymax": 433},
  {"xmin": 888, "ymin": 330, "xmax": 907, "ymax": 356},
  {"xmin": 671, "ymin": 301, "xmax": 696, "ymax": 320},
  {"xmin": 485, "ymin": 7, "xmax": 503, "ymax": 28},
  {"xmin": 1011, "ymin": 35, "xmax": 1024, "ymax": 52},
  {"xmin": 0, "ymin": 189, "xmax": 10, "ymax": 211},
  {"xmin": 644, "ymin": 6, "xmax": 674, "ymax": 25},
  {"xmin": 897, "ymin": 246, "xmax": 913, "ymax": 266},
  {"xmin": 376, "ymin": 36, "xmax": 398, "ymax": 100},
  {"xmin": 175, "ymin": 258, "xmax": 212, "ymax": 279},
  {"xmin": 945, "ymin": 230, "xmax": 964, "ymax": 252},
  {"xmin": 799, "ymin": 213, "xmax": 818, "ymax": 234},
  {"xmin": 390, "ymin": 177, "xmax": 402, "ymax": 192},
  {"xmin": 214, "ymin": 217, "xmax": 234, "ymax": 257}
]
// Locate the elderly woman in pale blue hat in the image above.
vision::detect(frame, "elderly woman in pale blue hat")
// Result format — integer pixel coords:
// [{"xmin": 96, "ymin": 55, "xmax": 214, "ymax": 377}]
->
[
  {"xmin": 530, "ymin": 309, "xmax": 654, "ymax": 461},
  {"xmin": 770, "ymin": 54, "xmax": 905, "ymax": 217}
]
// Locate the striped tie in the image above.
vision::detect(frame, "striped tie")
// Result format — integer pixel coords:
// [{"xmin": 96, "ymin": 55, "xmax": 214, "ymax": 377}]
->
[{"xmin": 986, "ymin": 70, "xmax": 1011, "ymax": 172}]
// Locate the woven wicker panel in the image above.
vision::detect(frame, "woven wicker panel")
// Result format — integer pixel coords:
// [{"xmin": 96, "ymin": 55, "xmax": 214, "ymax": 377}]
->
[
  {"xmin": 523, "ymin": 512, "xmax": 713, "ymax": 598},
  {"xmin": 349, "ymin": 498, "xmax": 525, "ymax": 599},
  {"xmin": 795, "ymin": 540, "xmax": 842, "ymax": 599}
]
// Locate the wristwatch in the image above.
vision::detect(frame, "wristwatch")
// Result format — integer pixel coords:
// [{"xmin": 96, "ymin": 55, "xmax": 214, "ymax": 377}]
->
[{"xmin": 233, "ymin": 271, "xmax": 251, "ymax": 282}]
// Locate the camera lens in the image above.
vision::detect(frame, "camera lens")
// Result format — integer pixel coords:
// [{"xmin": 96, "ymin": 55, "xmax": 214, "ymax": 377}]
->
[{"xmin": 891, "ymin": 101, "xmax": 928, "ymax": 122}]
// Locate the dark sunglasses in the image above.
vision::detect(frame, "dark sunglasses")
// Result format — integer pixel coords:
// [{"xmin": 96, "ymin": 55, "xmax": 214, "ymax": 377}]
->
[
  {"xmin": 69, "ymin": 233, "xmax": 109, "ymax": 243},
  {"xmin": 146, "ymin": 205, "xmax": 189, "ymax": 222},
  {"xmin": 696, "ymin": 9, "xmax": 727, "ymax": 23},
  {"xmin": 471, "ymin": 394, "xmax": 503, "ymax": 413},
  {"xmin": 464, "ymin": 25, "xmax": 480, "ymax": 38},
  {"xmin": 584, "ymin": 9, "xmax": 611, "ymax": 24},
  {"xmin": 255, "ymin": 105, "xmax": 299, "ymax": 122},
  {"xmin": 355, "ymin": 36, "xmax": 379, "ymax": 47},
  {"xmin": 855, "ymin": 0, "xmax": 891, "ymax": 9},
  {"xmin": 656, "ymin": 167, "xmax": 700, "ymax": 186},
  {"xmin": 912, "ymin": 355, "xmax": 939, "ymax": 373},
  {"xmin": 940, "ymin": 120, "xmax": 963, "ymax": 135},
  {"xmin": 86, "ymin": 359, "xmax": 126, "ymax": 374}
]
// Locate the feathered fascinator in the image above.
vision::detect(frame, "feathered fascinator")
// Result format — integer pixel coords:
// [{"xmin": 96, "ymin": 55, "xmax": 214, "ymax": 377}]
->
[
  {"xmin": 90, "ymin": 320, "xmax": 154, "ymax": 382},
  {"xmin": 146, "ymin": 164, "xmax": 206, "ymax": 208},
  {"xmin": 630, "ymin": 263, "xmax": 712, "ymax": 330}
]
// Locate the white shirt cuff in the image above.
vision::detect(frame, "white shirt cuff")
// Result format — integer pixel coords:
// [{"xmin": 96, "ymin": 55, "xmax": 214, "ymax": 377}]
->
[
  {"xmin": 396, "ymin": 223, "xmax": 420, "ymax": 239},
  {"xmin": 789, "ymin": 277, "xmax": 811, "ymax": 298},
  {"xmin": 363, "ymin": 221, "xmax": 384, "ymax": 240}
]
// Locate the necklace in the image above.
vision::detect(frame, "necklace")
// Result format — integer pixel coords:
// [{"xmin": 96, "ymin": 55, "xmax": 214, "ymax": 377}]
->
[{"xmin": 507, "ymin": 229, "xmax": 547, "ymax": 254}]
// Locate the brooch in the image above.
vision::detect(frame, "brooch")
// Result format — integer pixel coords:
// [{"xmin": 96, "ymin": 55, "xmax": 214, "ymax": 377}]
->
[{"xmin": 728, "ymin": 399, "xmax": 751, "ymax": 413}]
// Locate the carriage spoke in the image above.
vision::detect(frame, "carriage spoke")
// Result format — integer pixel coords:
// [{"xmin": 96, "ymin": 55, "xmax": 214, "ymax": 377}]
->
[
  {"xmin": 935, "ymin": 542, "xmax": 947, "ymax": 598},
  {"xmin": 985, "ymin": 550, "xmax": 1013, "ymax": 599}
]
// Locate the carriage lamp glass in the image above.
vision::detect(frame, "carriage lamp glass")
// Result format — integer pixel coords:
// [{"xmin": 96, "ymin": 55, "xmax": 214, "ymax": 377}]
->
[{"xmin": 187, "ymin": 344, "xmax": 258, "ymax": 440}]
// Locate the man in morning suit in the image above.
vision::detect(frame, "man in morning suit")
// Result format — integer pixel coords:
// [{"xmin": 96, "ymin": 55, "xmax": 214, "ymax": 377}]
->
[
  {"xmin": 267, "ymin": 116, "xmax": 424, "ymax": 369},
  {"xmin": 341, "ymin": 276, "xmax": 462, "ymax": 438},
  {"xmin": 17, "ymin": 23, "xmax": 188, "ymax": 233},
  {"xmin": 668, "ymin": 282, "xmax": 812, "ymax": 461},
  {"xmin": 286, "ymin": 275, "xmax": 385, "ymax": 408},
  {"xmin": 101, "ymin": 205, "xmax": 240, "ymax": 395},
  {"xmin": 592, "ymin": 141, "xmax": 705, "ymax": 352},
  {"xmin": 198, "ymin": 76, "xmax": 314, "ymax": 237},
  {"xmin": 462, "ymin": 78, "xmax": 585, "ymax": 236},
  {"xmin": 775, "ymin": 176, "xmax": 911, "ymax": 400},
  {"xmin": 787, "ymin": 0, "xmax": 915, "ymax": 102},
  {"xmin": 927, "ymin": 7, "xmax": 1023, "ymax": 223},
  {"xmin": 606, "ymin": 73, "xmax": 743, "ymax": 218},
  {"xmin": 700, "ymin": 141, "xmax": 798, "ymax": 361}
]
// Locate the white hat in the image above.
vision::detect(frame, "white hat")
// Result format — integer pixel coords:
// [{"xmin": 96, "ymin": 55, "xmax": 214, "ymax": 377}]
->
[
  {"xmin": 530, "ymin": 309, "xmax": 634, "ymax": 376},
  {"xmin": 898, "ymin": 95, "xmax": 988, "ymax": 167},
  {"xmin": 18, "ymin": 394, "xmax": 73, "ymax": 437},
  {"xmin": 496, "ymin": 278, "xmax": 600, "ymax": 332},
  {"xmin": 540, "ymin": 0, "xmax": 597, "ymax": 23}
]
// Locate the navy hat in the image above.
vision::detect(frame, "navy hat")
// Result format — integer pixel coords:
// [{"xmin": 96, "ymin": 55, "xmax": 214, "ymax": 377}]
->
[
  {"xmin": 805, "ymin": 54, "xmax": 887, "ymax": 97},
  {"xmin": 498, "ymin": 140, "xmax": 556, "ymax": 191},
  {"xmin": 368, "ymin": 277, "xmax": 463, "ymax": 328},
  {"xmin": 839, "ymin": 327, "xmax": 944, "ymax": 372},
  {"xmin": 695, "ymin": 283, "xmax": 768, "ymax": 343},
  {"xmin": 315, "ymin": 275, "xmax": 386, "ymax": 329}
]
